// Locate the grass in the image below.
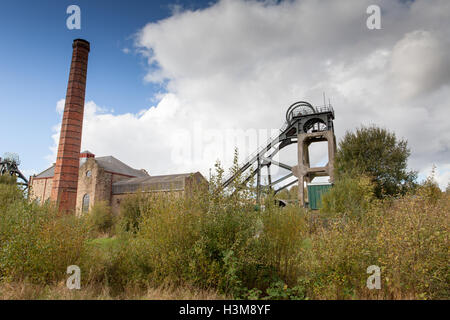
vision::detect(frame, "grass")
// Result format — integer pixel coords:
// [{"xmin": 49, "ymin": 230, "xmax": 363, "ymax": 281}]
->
[
  {"xmin": 0, "ymin": 282, "xmax": 227, "ymax": 300},
  {"xmin": 88, "ymin": 237, "xmax": 121, "ymax": 250}
]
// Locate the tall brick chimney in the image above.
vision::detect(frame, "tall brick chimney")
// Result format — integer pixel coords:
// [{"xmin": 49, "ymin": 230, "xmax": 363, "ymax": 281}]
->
[{"xmin": 51, "ymin": 39, "xmax": 90, "ymax": 214}]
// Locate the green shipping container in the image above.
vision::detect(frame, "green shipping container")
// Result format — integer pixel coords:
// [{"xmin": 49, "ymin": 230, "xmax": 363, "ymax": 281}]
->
[{"xmin": 307, "ymin": 183, "xmax": 332, "ymax": 210}]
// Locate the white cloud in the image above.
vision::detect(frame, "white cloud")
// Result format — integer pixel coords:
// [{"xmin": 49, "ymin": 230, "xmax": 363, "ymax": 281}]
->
[
  {"xmin": 419, "ymin": 165, "xmax": 450, "ymax": 190},
  {"xmin": 56, "ymin": 99, "xmax": 65, "ymax": 114},
  {"xmin": 48, "ymin": 0, "xmax": 450, "ymax": 188},
  {"xmin": 390, "ymin": 30, "xmax": 450, "ymax": 99}
]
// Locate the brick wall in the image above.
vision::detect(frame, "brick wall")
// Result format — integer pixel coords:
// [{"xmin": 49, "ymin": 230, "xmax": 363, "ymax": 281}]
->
[{"xmin": 29, "ymin": 177, "xmax": 53, "ymax": 204}]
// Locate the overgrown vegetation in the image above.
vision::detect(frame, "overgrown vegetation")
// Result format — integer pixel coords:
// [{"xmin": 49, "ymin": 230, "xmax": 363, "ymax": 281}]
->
[
  {"xmin": 335, "ymin": 125, "xmax": 417, "ymax": 198},
  {"xmin": 320, "ymin": 173, "xmax": 376, "ymax": 219},
  {"xmin": 86, "ymin": 201, "xmax": 114, "ymax": 237},
  {"xmin": 0, "ymin": 176, "xmax": 88, "ymax": 284},
  {"xmin": 0, "ymin": 128, "xmax": 448, "ymax": 300}
]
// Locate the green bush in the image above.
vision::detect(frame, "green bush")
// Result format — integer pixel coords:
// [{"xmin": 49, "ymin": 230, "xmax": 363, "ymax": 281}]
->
[
  {"xmin": 87, "ymin": 201, "xmax": 114, "ymax": 236},
  {"xmin": 0, "ymin": 176, "xmax": 23, "ymax": 212},
  {"xmin": 0, "ymin": 155, "xmax": 447, "ymax": 299},
  {"xmin": 189, "ymin": 209, "xmax": 261, "ymax": 296},
  {"xmin": 0, "ymin": 191, "xmax": 88, "ymax": 284},
  {"xmin": 259, "ymin": 205, "xmax": 308, "ymax": 285},
  {"xmin": 105, "ymin": 167, "xmax": 311, "ymax": 298},
  {"xmin": 320, "ymin": 173, "xmax": 376, "ymax": 218},
  {"xmin": 117, "ymin": 192, "xmax": 151, "ymax": 233}
]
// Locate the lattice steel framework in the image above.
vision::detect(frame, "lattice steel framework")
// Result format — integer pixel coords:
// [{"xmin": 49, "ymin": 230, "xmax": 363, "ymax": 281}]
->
[
  {"xmin": 0, "ymin": 153, "xmax": 28, "ymax": 189},
  {"xmin": 222, "ymin": 101, "xmax": 336, "ymax": 206}
]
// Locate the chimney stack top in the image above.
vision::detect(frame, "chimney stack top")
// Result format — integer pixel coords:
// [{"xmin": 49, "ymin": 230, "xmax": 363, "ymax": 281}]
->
[
  {"xmin": 73, "ymin": 39, "xmax": 90, "ymax": 51},
  {"xmin": 80, "ymin": 151, "xmax": 95, "ymax": 158}
]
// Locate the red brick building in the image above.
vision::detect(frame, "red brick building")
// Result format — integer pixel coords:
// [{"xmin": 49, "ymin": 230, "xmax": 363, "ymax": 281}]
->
[{"xmin": 29, "ymin": 151, "xmax": 206, "ymax": 215}]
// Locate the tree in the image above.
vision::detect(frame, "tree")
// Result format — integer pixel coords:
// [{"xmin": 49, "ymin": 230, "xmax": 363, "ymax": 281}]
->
[{"xmin": 335, "ymin": 125, "xmax": 417, "ymax": 198}]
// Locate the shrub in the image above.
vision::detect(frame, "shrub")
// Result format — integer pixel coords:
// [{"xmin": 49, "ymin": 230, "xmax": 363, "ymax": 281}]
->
[
  {"xmin": 117, "ymin": 192, "xmax": 152, "ymax": 233},
  {"xmin": 0, "ymin": 200, "xmax": 88, "ymax": 284},
  {"xmin": 416, "ymin": 166, "xmax": 443, "ymax": 205},
  {"xmin": 0, "ymin": 154, "xmax": 447, "ymax": 300},
  {"xmin": 107, "ymin": 172, "xmax": 309, "ymax": 298},
  {"xmin": 299, "ymin": 190, "xmax": 449, "ymax": 299},
  {"xmin": 189, "ymin": 208, "xmax": 261, "ymax": 297},
  {"xmin": 258, "ymin": 205, "xmax": 308, "ymax": 286},
  {"xmin": 0, "ymin": 176, "xmax": 23, "ymax": 212},
  {"xmin": 320, "ymin": 173, "xmax": 376, "ymax": 218},
  {"xmin": 87, "ymin": 201, "xmax": 114, "ymax": 236},
  {"xmin": 372, "ymin": 193, "xmax": 449, "ymax": 299}
]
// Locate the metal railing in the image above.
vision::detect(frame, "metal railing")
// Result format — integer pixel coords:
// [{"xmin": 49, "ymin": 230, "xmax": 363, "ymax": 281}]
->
[{"xmin": 287, "ymin": 104, "xmax": 334, "ymax": 123}]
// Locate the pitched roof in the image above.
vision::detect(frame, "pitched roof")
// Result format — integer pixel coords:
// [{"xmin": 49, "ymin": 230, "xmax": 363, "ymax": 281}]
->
[
  {"xmin": 34, "ymin": 156, "xmax": 148, "ymax": 179},
  {"xmin": 95, "ymin": 156, "xmax": 148, "ymax": 177},
  {"xmin": 112, "ymin": 173, "xmax": 197, "ymax": 194},
  {"xmin": 34, "ymin": 165, "xmax": 55, "ymax": 178}
]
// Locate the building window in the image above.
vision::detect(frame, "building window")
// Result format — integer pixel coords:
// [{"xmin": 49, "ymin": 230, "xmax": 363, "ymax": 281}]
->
[
  {"xmin": 82, "ymin": 194, "xmax": 90, "ymax": 213},
  {"xmin": 86, "ymin": 170, "xmax": 91, "ymax": 177}
]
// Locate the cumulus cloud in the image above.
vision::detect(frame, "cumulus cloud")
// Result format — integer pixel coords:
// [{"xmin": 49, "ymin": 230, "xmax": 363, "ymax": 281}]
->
[
  {"xmin": 390, "ymin": 30, "xmax": 450, "ymax": 99},
  {"xmin": 48, "ymin": 0, "xmax": 450, "ymax": 189}
]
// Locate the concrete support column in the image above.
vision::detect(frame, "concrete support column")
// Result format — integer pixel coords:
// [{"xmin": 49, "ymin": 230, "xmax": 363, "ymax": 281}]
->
[
  {"xmin": 327, "ymin": 131, "xmax": 337, "ymax": 183},
  {"xmin": 296, "ymin": 134, "xmax": 307, "ymax": 206},
  {"xmin": 292, "ymin": 130, "xmax": 336, "ymax": 207}
]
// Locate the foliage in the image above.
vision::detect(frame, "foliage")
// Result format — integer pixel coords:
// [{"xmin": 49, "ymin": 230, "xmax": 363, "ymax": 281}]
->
[
  {"xmin": 320, "ymin": 173, "xmax": 376, "ymax": 218},
  {"xmin": 0, "ymin": 181, "xmax": 88, "ymax": 284},
  {"xmin": 371, "ymin": 192, "xmax": 449, "ymax": 299},
  {"xmin": 0, "ymin": 175, "xmax": 23, "ymax": 211},
  {"xmin": 0, "ymin": 151, "xmax": 448, "ymax": 299},
  {"xmin": 277, "ymin": 185, "xmax": 299, "ymax": 200},
  {"xmin": 335, "ymin": 125, "xmax": 417, "ymax": 198},
  {"xmin": 417, "ymin": 166, "xmax": 442, "ymax": 205},
  {"xmin": 86, "ymin": 201, "xmax": 114, "ymax": 236},
  {"xmin": 117, "ymin": 191, "xmax": 152, "ymax": 233},
  {"xmin": 264, "ymin": 281, "xmax": 307, "ymax": 300}
]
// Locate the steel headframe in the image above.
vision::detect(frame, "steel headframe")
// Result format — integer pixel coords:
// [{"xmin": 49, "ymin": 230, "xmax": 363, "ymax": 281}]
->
[
  {"xmin": 221, "ymin": 101, "xmax": 335, "ymax": 202},
  {"xmin": 0, "ymin": 153, "xmax": 29, "ymax": 188}
]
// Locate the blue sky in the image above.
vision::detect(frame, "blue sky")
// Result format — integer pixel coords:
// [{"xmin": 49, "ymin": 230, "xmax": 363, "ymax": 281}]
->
[
  {"xmin": 1, "ymin": 0, "xmax": 449, "ymax": 189},
  {"xmin": 0, "ymin": 0, "xmax": 212, "ymax": 176}
]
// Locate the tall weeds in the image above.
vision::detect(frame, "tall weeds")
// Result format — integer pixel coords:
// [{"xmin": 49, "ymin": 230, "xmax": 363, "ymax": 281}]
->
[
  {"xmin": 0, "ymin": 180, "xmax": 88, "ymax": 284},
  {"xmin": 0, "ymin": 164, "xmax": 448, "ymax": 299}
]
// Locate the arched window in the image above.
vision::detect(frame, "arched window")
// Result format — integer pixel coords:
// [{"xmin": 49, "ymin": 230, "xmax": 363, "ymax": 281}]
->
[{"xmin": 82, "ymin": 194, "xmax": 90, "ymax": 213}]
